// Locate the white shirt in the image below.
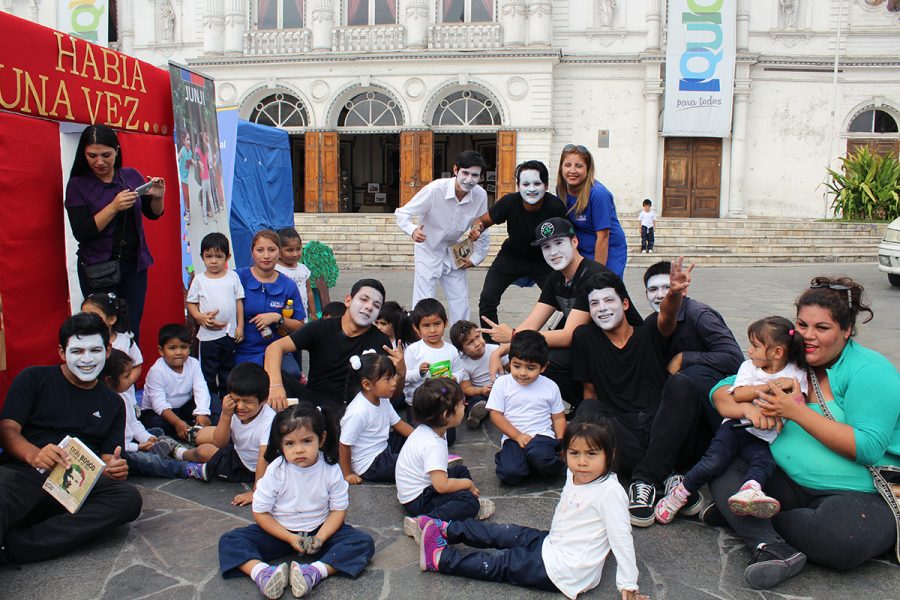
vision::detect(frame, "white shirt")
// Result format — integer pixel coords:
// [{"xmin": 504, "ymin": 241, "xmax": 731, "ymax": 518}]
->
[
  {"xmin": 111, "ymin": 332, "xmax": 142, "ymax": 407},
  {"xmin": 395, "ymin": 424, "xmax": 448, "ymax": 504},
  {"xmin": 186, "ymin": 270, "xmax": 245, "ymax": 341},
  {"xmin": 340, "ymin": 392, "xmax": 401, "ymax": 475},
  {"xmin": 638, "ymin": 210, "xmax": 657, "ymax": 229},
  {"xmin": 459, "ymin": 343, "xmax": 507, "ymax": 388},
  {"xmin": 141, "ymin": 356, "xmax": 211, "ymax": 415},
  {"xmin": 485, "ymin": 374, "xmax": 565, "ymax": 443},
  {"xmin": 402, "ymin": 339, "xmax": 466, "ymax": 404},
  {"xmin": 231, "ymin": 404, "xmax": 276, "ymax": 471},
  {"xmin": 729, "ymin": 360, "xmax": 808, "ymax": 443},
  {"xmin": 275, "ymin": 263, "xmax": 312, "ymax": 320},
  {"xmin": 542, "ymin": 472, "xmax": 639, "ymax": 598},
  {"xmin": 252, "ymin": 455, "xmax": 349, "ymax": 533},
  {"xmin": 122, "ymin": 396, "xmax": 153, "ymax": 452},
  {"xmin": 394, "ymin": 178, "xmax": 490, "ymax": 273}
]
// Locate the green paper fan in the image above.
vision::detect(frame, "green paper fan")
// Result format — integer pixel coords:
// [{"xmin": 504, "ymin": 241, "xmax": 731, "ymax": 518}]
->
[{"xmin": 302, "ymin": 241, "xmax": 340, "ymax": 288}]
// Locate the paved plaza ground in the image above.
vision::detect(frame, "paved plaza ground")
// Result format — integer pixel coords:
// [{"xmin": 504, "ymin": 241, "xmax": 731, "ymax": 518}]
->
[{"xmin": 2, "ymin": 262, "xmax": 899, "ymax": 599}]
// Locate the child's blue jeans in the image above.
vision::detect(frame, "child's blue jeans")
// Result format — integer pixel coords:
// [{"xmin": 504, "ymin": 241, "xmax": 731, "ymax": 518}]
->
[
  {"xmin": 640, "ymin": 225, "xmax": 655, "ymax": 251},
  {"xmin": 495, "ymin": 435, "xmax": 563, "ymax": 485},
  {"xmin": 218, "ymin": 522, "xmax": 374, "ymax": 579},
  {"xmin": 439, "ymin": 519, "xmax": 559, "ymax": 592},
  {"xmin": 360, "ymin": 431, "xmax": 406, "ymax": 483},
  {"xmin": 124, "ymin": 427, "xmax": 186, "ymax": 479},
  {"xmin": 683, "ymin": 420, "xmax": 775, "ymax": 493},
  {"xmin": 402, "ymin": 464, "xmax": 480, "ymax": 521}
]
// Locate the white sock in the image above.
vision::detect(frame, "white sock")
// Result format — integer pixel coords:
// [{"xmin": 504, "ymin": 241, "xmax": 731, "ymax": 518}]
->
[
  {"xmin": 174, "ymin": 447, "xmax": 187, "ymax": 461},
  {"xmin": 250, "ymin": 562, "xmax": 270, "ymax": 580},
  {"xmin": 743, "ymin": 479, "xmax": 761, "ymax": 491},
  {"xmin": 310, "ymin": 561, "xmax": 329, "ymax": 579}
]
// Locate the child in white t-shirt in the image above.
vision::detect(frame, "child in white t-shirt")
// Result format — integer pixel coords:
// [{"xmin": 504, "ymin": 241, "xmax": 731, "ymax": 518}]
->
[
  {"xmin": 638, "ymin": 198, "xmax": 657, "ymax": 254},
  {"xmin": 402, "ymin": 299, "xmax": 465, "ymax": 406},
  {"xmin": 187, "ymin": 232, "xmax": 245, "ymax": 415},
  {"xmin": 275, "ymin": 227, "xmax": 316, "ymax": 322},
  {"xmin": 82, "ymin": 293, "xmax": 142, "ymax": 409},
  {"xmin": 415, "ymin": 417, "xmax": 647, "ymax": 600},
  {"xmin": 217, "ymin": 402, "xmax": 375, "ymax": 599},
  {"xmin": 449, "ymin": 319, "xmax": 508, "ymax": 430},
  {"xmin": 339, "ymin": 353, "xmax": 414, "ymax": 484},
  {"xmin": 485, "ymin": 331, "xmax": 566, "ymax": 485}
]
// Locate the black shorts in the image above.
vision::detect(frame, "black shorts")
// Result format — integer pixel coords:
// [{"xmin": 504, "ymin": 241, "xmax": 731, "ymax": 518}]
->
[{"xmin": 205, "ymin": 442, "xmax": 255, "ymax": 483}]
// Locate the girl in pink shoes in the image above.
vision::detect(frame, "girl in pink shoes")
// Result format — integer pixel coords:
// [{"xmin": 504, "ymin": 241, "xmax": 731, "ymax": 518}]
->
[
  {"xmin": 416, "ymin": 417, "xmax": 648, "ymax": 600},
  {"xmin": 218, "ymin": 403, "xmax": 374, "ymax": 598},
  {"xmin": 656, "ymin": 316, "xmax": 806, "ymax": 524}
]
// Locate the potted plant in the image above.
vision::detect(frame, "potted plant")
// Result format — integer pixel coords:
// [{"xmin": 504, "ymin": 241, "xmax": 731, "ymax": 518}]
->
[{"xmin": 825, "ymin": 146, "xmax": 900, "ymax": 221}]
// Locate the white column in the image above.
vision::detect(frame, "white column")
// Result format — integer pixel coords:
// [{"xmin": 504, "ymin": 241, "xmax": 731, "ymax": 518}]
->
[
  {"xmin": 224, "ymin": 0, "xmax": 246, "ymax": 54},
  {"xmin": 526, "ymin": 0, "xmax": 551, "ymax": 47},
  {"xmin": 405, "ymin": 0, "xmax": 429, "ymax": 50},
  {"xmin": 119, "ymin": 0, "xmax": 134, "ymax": 54},
  {"xmin": 728, "ymin": 82, "xmax": 750, "ymax": 217},
  {"xmin": 500, "ymin": 0, "xmax": 526, "ymax": 46},
  {"xmin": 736, "ymin": 0, "xmax": 749, "ymax": 51},
  {"xmin": 310, "ymin": 0, "xmax": 334, "ymax": 51},
  {"xmin": 643, "ymin": 64, "xmax": 662, "ymax": 202},
  {"xmin": 203, "ymin": 0, "xmax": 225, "ymax": 54},
  {"xmin": 645, "ymin": 0, "xmax": 661, "ymax": 50}
]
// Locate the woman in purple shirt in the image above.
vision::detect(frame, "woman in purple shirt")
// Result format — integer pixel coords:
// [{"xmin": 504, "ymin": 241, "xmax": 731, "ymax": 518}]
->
[{"xmin": 65, "ymin": 125, "xmax": 165, "ymax": 342}]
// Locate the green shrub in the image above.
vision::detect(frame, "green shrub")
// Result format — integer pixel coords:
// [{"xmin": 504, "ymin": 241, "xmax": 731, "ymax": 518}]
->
[
  {"xmin": 825, "ymin": 146, "xmax": 900, "ymax": 221},
  {"xmin": 302, "ymin": 240, "xmax": 340, "ymax": 288}
]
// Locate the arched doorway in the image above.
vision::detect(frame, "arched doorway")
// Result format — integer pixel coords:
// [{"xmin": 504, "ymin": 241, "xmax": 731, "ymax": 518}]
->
[{"xmin": 845, "ymin": 105, "xmax": 900, "ymax": 158}]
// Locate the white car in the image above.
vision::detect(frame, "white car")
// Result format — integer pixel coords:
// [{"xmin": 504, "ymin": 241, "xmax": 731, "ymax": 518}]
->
[{"xmin": 877, "ymin": 217, "xmax": 900, "ymax": 287}]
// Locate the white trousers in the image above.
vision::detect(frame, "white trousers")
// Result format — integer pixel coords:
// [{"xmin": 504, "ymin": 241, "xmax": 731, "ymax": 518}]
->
[{"xmin": 412, "ymin": 264, "xmax": 470, "ymax": 326}]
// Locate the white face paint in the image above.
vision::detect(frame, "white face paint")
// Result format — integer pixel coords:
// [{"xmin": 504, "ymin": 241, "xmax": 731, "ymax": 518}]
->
[
  {"xmin": 588, "ymin": 288, "xmax": 626, "ymax": 331},
  {"xmin": 455, "ymin": 166, "xmax": 482, "ymax": 193},
  {"xmin": 540, "ymin": 237, "xmax": 575, "ymax": 271},
  {"xmin": 64, "ymin": 334, "xmax": 107, "ymax": 382},
  {"xmin": 517, "ymin": 169, "xmax": 547, "ymax": 205},
  {"xmin": 645, "ymin": 274, "xmax": 671, "ymax": 313},
  {"xmin": 348, "ymin": 286, "xmax": 384, "ymax": 327}
]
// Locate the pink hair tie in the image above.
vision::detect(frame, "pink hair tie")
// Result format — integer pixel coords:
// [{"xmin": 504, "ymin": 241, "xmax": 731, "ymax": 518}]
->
[{"xmin": 789, "ymin": 329, "xmax": 795, "ymax": 336}]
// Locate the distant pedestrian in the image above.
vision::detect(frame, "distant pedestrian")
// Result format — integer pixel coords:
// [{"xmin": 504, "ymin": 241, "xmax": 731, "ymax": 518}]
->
[{"xmin": 638, "ymin": 199, "xmax": 657, "ymax": 254}]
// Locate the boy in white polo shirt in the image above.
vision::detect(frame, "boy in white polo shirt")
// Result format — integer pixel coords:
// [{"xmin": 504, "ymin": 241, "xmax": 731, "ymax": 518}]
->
[{"xmin": 486, "ymin": 330, "xmax": 566, "ymax": 486}]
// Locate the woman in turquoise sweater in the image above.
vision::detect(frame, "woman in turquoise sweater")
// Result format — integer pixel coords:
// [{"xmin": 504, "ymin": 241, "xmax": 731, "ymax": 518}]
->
[{"xmin": 708, "ymin": 276, "xmax": 900, "ymax": 590}]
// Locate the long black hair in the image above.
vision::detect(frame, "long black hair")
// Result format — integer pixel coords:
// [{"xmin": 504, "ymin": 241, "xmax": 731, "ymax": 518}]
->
[
  {"xmin": 70, "ymin": 124, "xmax": 122, "ymax": 178},
  {"xmin": 264, "ymin": 402, "xmax": 339, "ymax": 465},
  {"xmin": 378, "ymin": 300, "xmax": 418, "ymax": 346}
]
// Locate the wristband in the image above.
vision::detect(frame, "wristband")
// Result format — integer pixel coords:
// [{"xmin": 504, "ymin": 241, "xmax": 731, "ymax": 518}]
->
[{"xmin": 270, "ymin": 383, "xmax": 284, "ymax": 388}]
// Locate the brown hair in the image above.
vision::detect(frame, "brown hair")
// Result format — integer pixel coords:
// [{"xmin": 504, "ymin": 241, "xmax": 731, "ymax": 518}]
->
[
  {"xmin": 795, "ymin": 276, "xmax": 873, "ymax": 337},
  {"xmin": 251, "ymin": 229, "xmax": 281, "ymax": 250},
  {"xmin": 556, "ymin": 146, "xmax": 596, "ymax": 217}
]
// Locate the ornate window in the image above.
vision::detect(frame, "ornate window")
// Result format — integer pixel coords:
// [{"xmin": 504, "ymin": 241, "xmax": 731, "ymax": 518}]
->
[
  {"xmin": 250, "ymin": 93, "xmax": 310, "ymax": 128},
  {"xmin": 338, "ymin": 91, "xmax": 404, "ymax": 127},
  {"xmin": 432, "ymin": 89, "xmax": 501, "ymax": 126},
  {"xmin": 441, "ymin": 0, "xmax": 494, "ymax": 23},
  {"xmin": 848, "ymin": 109, "xmax": 899, "ymax": 134},
  {"xmin": 347, "ymin": 0, "xmax": 397, "ymax": 25},
  {"xmin": 258, "ymin": 0, "xmax": 304, "ymax": 29}
]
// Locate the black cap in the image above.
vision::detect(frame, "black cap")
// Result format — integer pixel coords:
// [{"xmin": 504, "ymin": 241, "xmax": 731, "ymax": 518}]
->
[{"xmin": 531, "ymin": 217, "xmax": 576, "ymax": 246}]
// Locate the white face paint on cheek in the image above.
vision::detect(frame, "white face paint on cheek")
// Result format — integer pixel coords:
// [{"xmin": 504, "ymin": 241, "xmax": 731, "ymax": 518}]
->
[
  {"xmin": 645, "ymin": 274, "xmax": 671, "ymax": 313},
  {"xmin": 588, "ymin": 289, "xmax": 625, "ymax": 331},
  {"xmin": 518, "ymin": 170, "xmax": 547, "ymax": 205},
  {"xmin": 541, "ymin": 240, "xmax": 575, "ymax": 271},
  {"xmin": 349, "ymin": 288, "xmax": 383, "ymax": 327},
  {"xmin": 65, "ymin": 334, "xmax": 106, "ymax": 382},
  {"xmin": 456, "ymin": 169, "xmax": 480, "ymax": 192}
]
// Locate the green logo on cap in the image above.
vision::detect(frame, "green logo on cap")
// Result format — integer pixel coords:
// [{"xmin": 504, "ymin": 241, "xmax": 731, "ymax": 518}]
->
[{"xmin": 540, "ymin": 223, "xmax": 554, "ymax": 237}]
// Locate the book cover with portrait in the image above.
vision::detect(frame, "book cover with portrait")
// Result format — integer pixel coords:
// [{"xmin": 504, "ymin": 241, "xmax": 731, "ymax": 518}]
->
[{"xmin": 42, "ymin": 436, "xmax": 107, "ymax": 514}]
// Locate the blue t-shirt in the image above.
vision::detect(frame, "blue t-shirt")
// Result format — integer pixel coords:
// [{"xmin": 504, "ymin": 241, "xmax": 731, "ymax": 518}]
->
[
  {"xmin": 566, "ymin": 180, "xmax": 627, "ymax": 276},
  {"xmin": 235, "ymin": 267, "xmax": 305, "ymax": 365}
]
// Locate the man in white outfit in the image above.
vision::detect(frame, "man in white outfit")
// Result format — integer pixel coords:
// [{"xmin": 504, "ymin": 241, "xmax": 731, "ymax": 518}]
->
[{"xmin": 395, "ymin": 150, "xmax": 490, "ymax": 325}]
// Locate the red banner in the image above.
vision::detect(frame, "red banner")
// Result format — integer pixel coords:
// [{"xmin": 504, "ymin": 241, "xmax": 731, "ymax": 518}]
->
[{"xmin": 0, "ymin": 11, "xmax": 173, "ymax": 134}]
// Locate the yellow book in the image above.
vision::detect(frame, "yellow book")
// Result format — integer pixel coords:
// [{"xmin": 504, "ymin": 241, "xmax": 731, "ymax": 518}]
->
[{"xmin": 42, "ymin": 436, "xmax": 106, "ymax": 514}]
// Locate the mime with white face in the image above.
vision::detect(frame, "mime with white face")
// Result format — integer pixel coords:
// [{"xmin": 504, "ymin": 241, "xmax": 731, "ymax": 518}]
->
[{"xmin": 0, "ymin": 313, "xmax": 142, "ymax": 563}]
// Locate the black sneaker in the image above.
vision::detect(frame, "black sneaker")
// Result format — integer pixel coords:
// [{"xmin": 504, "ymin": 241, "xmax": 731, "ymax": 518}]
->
[
  {"xmin": 628, "ymin": 481, "xmax": 657, "ymax": 527},
  {"xmin": 698, "ymin": 502, "xmax": 728, "ymax": 527},
  {"xmin": 662, "ymin": 474, "xmax": 704, "ymax": 516},
  {"xmin": 744, "ymin": 542, "xmax": 807, "ymax": 589}
]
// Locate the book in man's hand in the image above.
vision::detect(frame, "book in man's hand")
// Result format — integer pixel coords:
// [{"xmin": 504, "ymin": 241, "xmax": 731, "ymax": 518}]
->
[{"xmin": 42, "ymin": 436, "xmax": 106, "ymax": 513}]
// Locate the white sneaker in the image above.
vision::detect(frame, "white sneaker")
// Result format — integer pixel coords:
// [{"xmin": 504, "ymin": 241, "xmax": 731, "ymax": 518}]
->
[
  {"xmin": 476, "ymin": 498, "xmax": 495, "ymax": 520},
  {"xmin": 728, "ymin": 485, "xmax": 780, "ymax": 518}
]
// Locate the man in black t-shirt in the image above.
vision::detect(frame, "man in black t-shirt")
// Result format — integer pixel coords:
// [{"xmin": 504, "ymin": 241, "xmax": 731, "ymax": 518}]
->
[
  {"xmin": 481, "ymin": 217, "xmax": 641, "ymax": 405},
  {"xmin": 0, "ymin": 313, "xmax": 142, "ymax": 564},
  {"xmin": 571, "ymin": 261, "xmax": 705, "ymax": 528},
  {"xmin": 469, "ymin": 161, "xmax": 567, "ymax": 329},
  {"xmin": 265, "ymin": 278, "xmax": 405, "ymax": 412}
]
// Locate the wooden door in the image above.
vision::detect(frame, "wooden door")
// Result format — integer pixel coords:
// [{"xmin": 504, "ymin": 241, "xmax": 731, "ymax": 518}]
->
[
  {"xmin": 304, "ymin": 132, "xmax": 340, "ymax": 213},
  {"xmin": 662, "ymin": 137, "xmax": 721, "ymax": 218},
  {"xmin": 847, "ymin": 139, "xmax": 899, "ymax": 158},
  {"xmin": 400, "ymin": 130, "xmax": 433, "ymax": 206},
  {"xmin": 495, "ymin": 130, "xmax": 517, "ymax": 199}
]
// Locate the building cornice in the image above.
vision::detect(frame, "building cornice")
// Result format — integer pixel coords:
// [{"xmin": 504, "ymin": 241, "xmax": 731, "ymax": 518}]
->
[{"xmin": 189, "ymin": 48, "xmax": 562, "ymax": 67}]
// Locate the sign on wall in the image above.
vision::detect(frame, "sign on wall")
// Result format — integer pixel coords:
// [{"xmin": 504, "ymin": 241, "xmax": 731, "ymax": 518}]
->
[
  {"xmin": 663, "ymin": 0, "xmax": 736, "ymax": 138},
  {"xmin": 58, "ymin": 1, "xmax": 109, "ymax": 47}
]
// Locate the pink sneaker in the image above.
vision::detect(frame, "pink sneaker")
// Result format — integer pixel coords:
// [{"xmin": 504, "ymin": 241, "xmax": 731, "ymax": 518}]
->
[
  {"xmin": 448, "ymin": 454, "xmax": 464, "ymax": 467},
  {"xmin": 403, "ymin": 515, "xmax": 448, "ymax": 543},
  {"xmin": 728, "ymin": 484, "xmax": 781, "ymax": 518},
  {"xmin": 654, "ymin": 482, "xmax": 689, "ymax": 524},
  {"xmin": 419, "ymin": 519, "xmax": 448, "ymax": 572}
]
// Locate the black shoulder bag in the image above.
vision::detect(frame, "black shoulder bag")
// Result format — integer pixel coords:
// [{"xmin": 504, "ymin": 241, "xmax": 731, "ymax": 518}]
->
[{"xmin": 83, "ymin": 173, "xmax": 129, "ymax": 289}]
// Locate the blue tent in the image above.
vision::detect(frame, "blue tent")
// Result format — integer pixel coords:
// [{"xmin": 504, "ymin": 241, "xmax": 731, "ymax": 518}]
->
[{"xmin": 229, "ymin": 120, "xmax": 295, "ymax": 268}]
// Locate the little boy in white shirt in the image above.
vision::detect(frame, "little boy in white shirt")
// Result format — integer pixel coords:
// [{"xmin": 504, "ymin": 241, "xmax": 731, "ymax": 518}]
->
[
  {"xmin": 638, "ymin": 199, "xmax": 657, "ymax": 254},
  {"xmin": 275, "ymin": 227, "xmax": 316, "ymax": 322},
  {"xmin": 449, "ymin": 319, "xmax": 508, "ymax": 430},
  {"xmin": 486, "ymin": 330, "xmax": 566, "ymax": 485}
]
